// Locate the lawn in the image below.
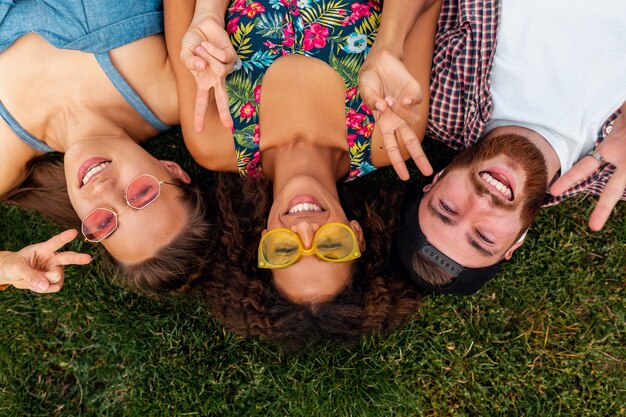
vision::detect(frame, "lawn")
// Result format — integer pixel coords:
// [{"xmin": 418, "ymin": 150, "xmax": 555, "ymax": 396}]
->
[{"xmin": 1, "ymin": 129, "xmax": 624, "ymax": 416}]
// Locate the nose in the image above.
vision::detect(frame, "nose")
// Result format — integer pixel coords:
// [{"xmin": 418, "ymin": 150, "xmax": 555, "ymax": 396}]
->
[
  {"xmin": 91, "ymin": 177, "xmax": 116, "ymax": 195},
  {"xmin": 291, "ymin": 221, "xmax": 320, "ymax": 249}
]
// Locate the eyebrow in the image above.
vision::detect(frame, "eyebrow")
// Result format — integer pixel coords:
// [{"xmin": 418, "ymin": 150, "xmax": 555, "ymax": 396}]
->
[
  {"xmin": 427, "ymin": 200, "xmax": 457, "ymax": 226},
  {"xmin": 466, "ymin": 234, "xmax": 496, "ymax": 257}
]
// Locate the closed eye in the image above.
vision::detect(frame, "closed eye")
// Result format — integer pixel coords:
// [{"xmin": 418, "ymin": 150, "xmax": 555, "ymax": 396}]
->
[
  {"xmin": 476, "ymin": 230, "xmax": 494, "ymax": 244},
  {"xmin": 440, "ymin": 200, "xmax": 456, "ymax": 214}
]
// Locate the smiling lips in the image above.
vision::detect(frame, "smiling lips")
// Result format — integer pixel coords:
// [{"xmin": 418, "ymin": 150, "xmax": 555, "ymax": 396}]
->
[
  {"xmin": 78, "ymin": 158, "xmax": 111, "ymax": 187},
  {"xmin": 480, "ymin": 171, "xmax": 513, "ymax": 200},
  {"xmin": 284, "ymin": 195, "xmax": 326, "ymax": 216}
]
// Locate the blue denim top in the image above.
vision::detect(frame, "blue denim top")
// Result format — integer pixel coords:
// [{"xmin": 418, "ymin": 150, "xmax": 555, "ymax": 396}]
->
[{"xmin": 0, "ymin": 0, "xmax": 170, "ymax": 153}]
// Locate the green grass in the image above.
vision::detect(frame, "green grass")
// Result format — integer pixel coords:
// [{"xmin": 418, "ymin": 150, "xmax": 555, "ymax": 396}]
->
[{"xmin": 1, "ymin": 129, "xmax": 624, "ymax": 416}]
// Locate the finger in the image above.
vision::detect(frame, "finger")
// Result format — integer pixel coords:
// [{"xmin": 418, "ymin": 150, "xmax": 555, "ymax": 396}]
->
[
  {"xmin": 399, "ymin": 80, "xmax": 424, "ymax": 107},
  {"xmin": 18, "ymin": 268, "xmax": 51, "ymax": 292},
  {"xmin": 399, "ymin": 126, "xmax": 433, "ymax": 176},
  {"xmin": 42, "ymin": 229, "xmax": 79, "ymax": 253},
  {"xmin": 194, "ymin": 85, "xmax": 210, "ymax": 133},
  {"xmin": 359, "ymin": 79, "xmax": 387, "ymax": 112},
  {"xmin": 381, "ymin": 129, "xmax": 410, "ymax": 181},
  {"xmin": 550, "ymin": 155, "xmax": 600, "ymax": 196},
  {"xmin": 186, "ymin": 55, "xmax": 207, "ymax": 72},
  {"xmin": 43, "ymin": 281, "xmax": 64, "ymax": 293},
  {"xmin": 195, "ymin": 46, "xmax": 231, "ymax": 78},
  {"xmin": 588, "ymin": 170, "xmax": 626, "ymax": 231},
  {"xmin": 201, "ymin": 42, "xmax": 237, "ymax": 66},
  {"xmin": 54, "ymin": 251, "xmax": 92, "ymax": 266},
  {"xmin": 214, "ymin": 81, "xmax": 234, "ymax": 129},
  {"xmin": 386, "ymin": 96, "xmax": 422, "ymax": 130},
  {"xmin": 182, "ymin": 46, "xmax": 207, "ymax": 71},
  {"xmin": 43, "ymin": 265, "xmax": 64, "ymax": 284}
]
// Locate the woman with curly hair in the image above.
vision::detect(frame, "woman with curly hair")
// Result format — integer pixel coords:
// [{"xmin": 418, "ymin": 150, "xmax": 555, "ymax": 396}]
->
[
  {"xmin": 197, "ymin": 174, "xmax": 423, "ymax": 349},
  {"xmin": 164, "ymin": 0, "xmax": 440, "ymax": 345},
  {"xmin": 0, "ymin": 1, "xmax": 214, "ymax": 295}
]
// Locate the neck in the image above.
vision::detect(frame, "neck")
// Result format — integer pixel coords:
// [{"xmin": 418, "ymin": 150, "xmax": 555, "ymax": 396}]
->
[
  {"xmin": 264, "ymin": 141, "xmax": 346, "ymax": 196},
  {"xmin": 45, "ymin": 111, "xmax": 129, "ymax": 151},
  {"xmin": 45, "ymin": 105, "xmax": 152, "ymax": 151},
  {"xmin": 488, "ymin": 126, "xmax": 561, "ymax": 185}
]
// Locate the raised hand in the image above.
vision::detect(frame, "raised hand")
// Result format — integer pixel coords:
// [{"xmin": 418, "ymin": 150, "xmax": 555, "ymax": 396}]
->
[
  {"xmin": 0, "ymin": 229, "xmax": 92, "ymax": 293},
  {"xmin": 359, "ymin": 49, "xmax": 433, "ymax": 180},
  {"xmin": 550, "ymin": 102, "xmax": 626, "ymax": 231},
  {"xmin": 180, "ymin": 15, "xmax": 237, "ymax": 132}
]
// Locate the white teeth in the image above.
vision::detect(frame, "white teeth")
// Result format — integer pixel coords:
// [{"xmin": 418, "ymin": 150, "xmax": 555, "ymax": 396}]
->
[
  {"xmin": 82, "ymin": 162, "xmax": 110, "ymax": 185},
  {"xmin": 288, "ymin": 202, "xmax": 323, "ymax": 214},
  {"xmin": 480, "ymin": 172, "xmax": 512, "ymax": 199}
]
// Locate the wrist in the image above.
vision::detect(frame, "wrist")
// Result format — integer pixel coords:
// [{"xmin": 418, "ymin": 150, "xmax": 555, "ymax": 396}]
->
[{"xmin": 192, "ymin": 0, "xmax": 228, "ymax": 26}]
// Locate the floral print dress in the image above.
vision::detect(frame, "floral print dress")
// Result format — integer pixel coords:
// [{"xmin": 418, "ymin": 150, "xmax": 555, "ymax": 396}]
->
[{"xmin": 225, "ymin": 0, "xmax": 382, "ymax": 180}]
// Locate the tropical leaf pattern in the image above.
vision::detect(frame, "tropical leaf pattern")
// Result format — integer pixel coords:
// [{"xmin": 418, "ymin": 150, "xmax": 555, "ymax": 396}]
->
[{"xmin": 225, "ymin": 0, "xmax": 381, "ymax": 180}]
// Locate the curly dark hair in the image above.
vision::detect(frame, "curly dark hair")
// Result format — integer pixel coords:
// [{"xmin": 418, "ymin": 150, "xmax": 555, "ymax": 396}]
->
[
  {"xmin": 196, "ymin": 173, "xmax": 424, "ymax": 350},
  {"xmin": 5, "ymin": 153, "xmax": 216, "ymax": 296}
]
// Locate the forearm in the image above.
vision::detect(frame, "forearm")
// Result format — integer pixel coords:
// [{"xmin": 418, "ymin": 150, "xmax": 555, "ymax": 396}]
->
[
  {"xmin": 192, "ymin": 0, "xmax": 230, "ymax": 26},
  {"xmin": 375, "ymin": 0, "xmax": 439, "ymax": 57}
]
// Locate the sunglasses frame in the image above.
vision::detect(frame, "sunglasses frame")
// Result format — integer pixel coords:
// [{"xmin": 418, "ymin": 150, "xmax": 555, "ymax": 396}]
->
[
  {"xmin": 81, "ymin": 174, "xmax": 177, "ymax": 243},
  {"xmin": 258, "ymin": 222, "xmax": 361, "ymax": 269}
]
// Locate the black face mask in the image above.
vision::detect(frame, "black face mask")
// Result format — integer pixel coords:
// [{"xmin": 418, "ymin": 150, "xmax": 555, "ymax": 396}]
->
[{"xmin": 394, "ymin": 191, "xmax": 504, "ymax": 296}]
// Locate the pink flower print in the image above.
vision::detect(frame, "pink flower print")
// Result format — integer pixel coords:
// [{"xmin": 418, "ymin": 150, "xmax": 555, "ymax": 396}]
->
[
  {"xmin": 351, "ymin": 2, "xmax": 371, "ymax": 19},
  {"xmin": 227, "ymin": 16, "xmax": 240, "ymax": 35},
  {"xmin": 281, "ymin": 0, "xmax": 300, "ymax": 15},
  {"xmin": 253, "ymin": 124, "xmax": 261, "ymax": 144},
  {"xmin": 346, "ymin": 109, "xmax": 366, "ymax": 130},
  {"xmin": 303, "ymin": 23, "xmax": 329, "ymax": 51},
  {"xmin": 349, "ymin": 168, "xmax": 361, "ymax": 178},
  {"xmin": 347, "ymin": 134, "xmax": 357, "ymax": 147},
  {"xmin": 263, "ymin": 40, "xmax": 277, "ymax": 48},
  {"xmin": 342, "ymin": 2, "xmax": 371, "ymax": 25},
  {"xmin": 361, "ymin": 102, "xmax": 372, "ymax": 115},
  {"xmin": 346, "ymin": 87, "xmax": 358, "ymax": 100},
  {"xmin": 229, "ymin": 0, "xmax": 246, "ymax": 13},
  {"xmin": 243, "ymin": 2, "xmax": 266, "ymax": 18},
  {"xmin": 357, "ymin": 121, "xmax": 374, "ymax": 138},
  {"xmin": 253, "ymin": 84, "xmax": 262, "ymax": 103},
  {"xmin": 246, "ymin": 151, "xmax": 262, "ymax": 177},
  {"xmin": 282, "ymin": 22, "xmax": 295, "ymax": 47},
  {"xmin": 240, "ymin": 102, "xmax": 256, "ymax": 119},
  {"xmin": 337, "ymin": 9, "xmax": 347, "ymax": 16}
]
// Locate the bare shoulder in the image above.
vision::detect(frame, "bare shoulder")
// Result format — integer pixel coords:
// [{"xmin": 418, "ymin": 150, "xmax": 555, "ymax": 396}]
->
[{"xmin": 0, "ymin": 120, "xmax": 39, "ymax": 198}]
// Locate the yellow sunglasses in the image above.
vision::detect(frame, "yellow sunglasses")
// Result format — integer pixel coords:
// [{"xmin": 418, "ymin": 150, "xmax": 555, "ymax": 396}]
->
[{"xmin": 258, "ymin": 222, "xmax": 362, "ymax": 269}]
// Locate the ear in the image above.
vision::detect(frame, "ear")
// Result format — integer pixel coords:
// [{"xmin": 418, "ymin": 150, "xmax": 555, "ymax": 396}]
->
[
  {"xmin": 349, "ymin": 220, "xmax": 366, "ymax": 251},
  {"xmin": 160, "ymin": 160, "xmax": 191, "ymax": 184},
  {"xmin": 423, "ymin": 169, "xmax": 445, "ymax": 193},
  {"xmin": 503, "ymin": 239, "xmax": 525, "ymax": 260}
]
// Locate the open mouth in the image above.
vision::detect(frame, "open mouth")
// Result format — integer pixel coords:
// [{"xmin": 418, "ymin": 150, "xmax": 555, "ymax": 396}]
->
[
  {"xmin": 283, "ymin": 195, "xmax": 326, "ymax": 216},
  {"xmin": 79, "ymin": 159, "xmax": 111, "ymax": 188},
  {"xmin": 479, "ymin": 171, "xmax": 514, "ymax": 201}
]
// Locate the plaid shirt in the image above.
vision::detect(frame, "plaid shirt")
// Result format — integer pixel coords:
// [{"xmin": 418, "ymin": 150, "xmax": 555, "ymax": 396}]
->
[{"xmin": 427, "ymin": 0, "xmax": 625, "ymax": 205}]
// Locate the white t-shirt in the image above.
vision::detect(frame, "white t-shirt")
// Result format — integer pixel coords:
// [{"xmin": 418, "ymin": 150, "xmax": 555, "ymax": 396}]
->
[{"xmin": 485, "ymin": 0, "xmax": 626, "ymax": 172}]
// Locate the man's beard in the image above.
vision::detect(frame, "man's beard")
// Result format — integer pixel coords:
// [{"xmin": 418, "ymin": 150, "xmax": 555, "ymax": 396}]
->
[{"xmin": 444, "ymin": 133, "xmax": 548, "ymax": 229}]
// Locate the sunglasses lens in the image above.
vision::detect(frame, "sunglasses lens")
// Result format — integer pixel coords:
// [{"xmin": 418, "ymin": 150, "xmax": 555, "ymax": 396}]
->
[
  {"xmin": 82, "ymin": 208, "xmax": 117, "ymax": 242},
  {"xmin": 315, "ymin": 224, "xmax": 355, "ymax": 260},
  {"xmin": 262, "ymin": 231, "xmax": 301, "ymax": 267},
  {"xmin": 126, "ymin": 175, "xmax": 161, "ymax": 209}
]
